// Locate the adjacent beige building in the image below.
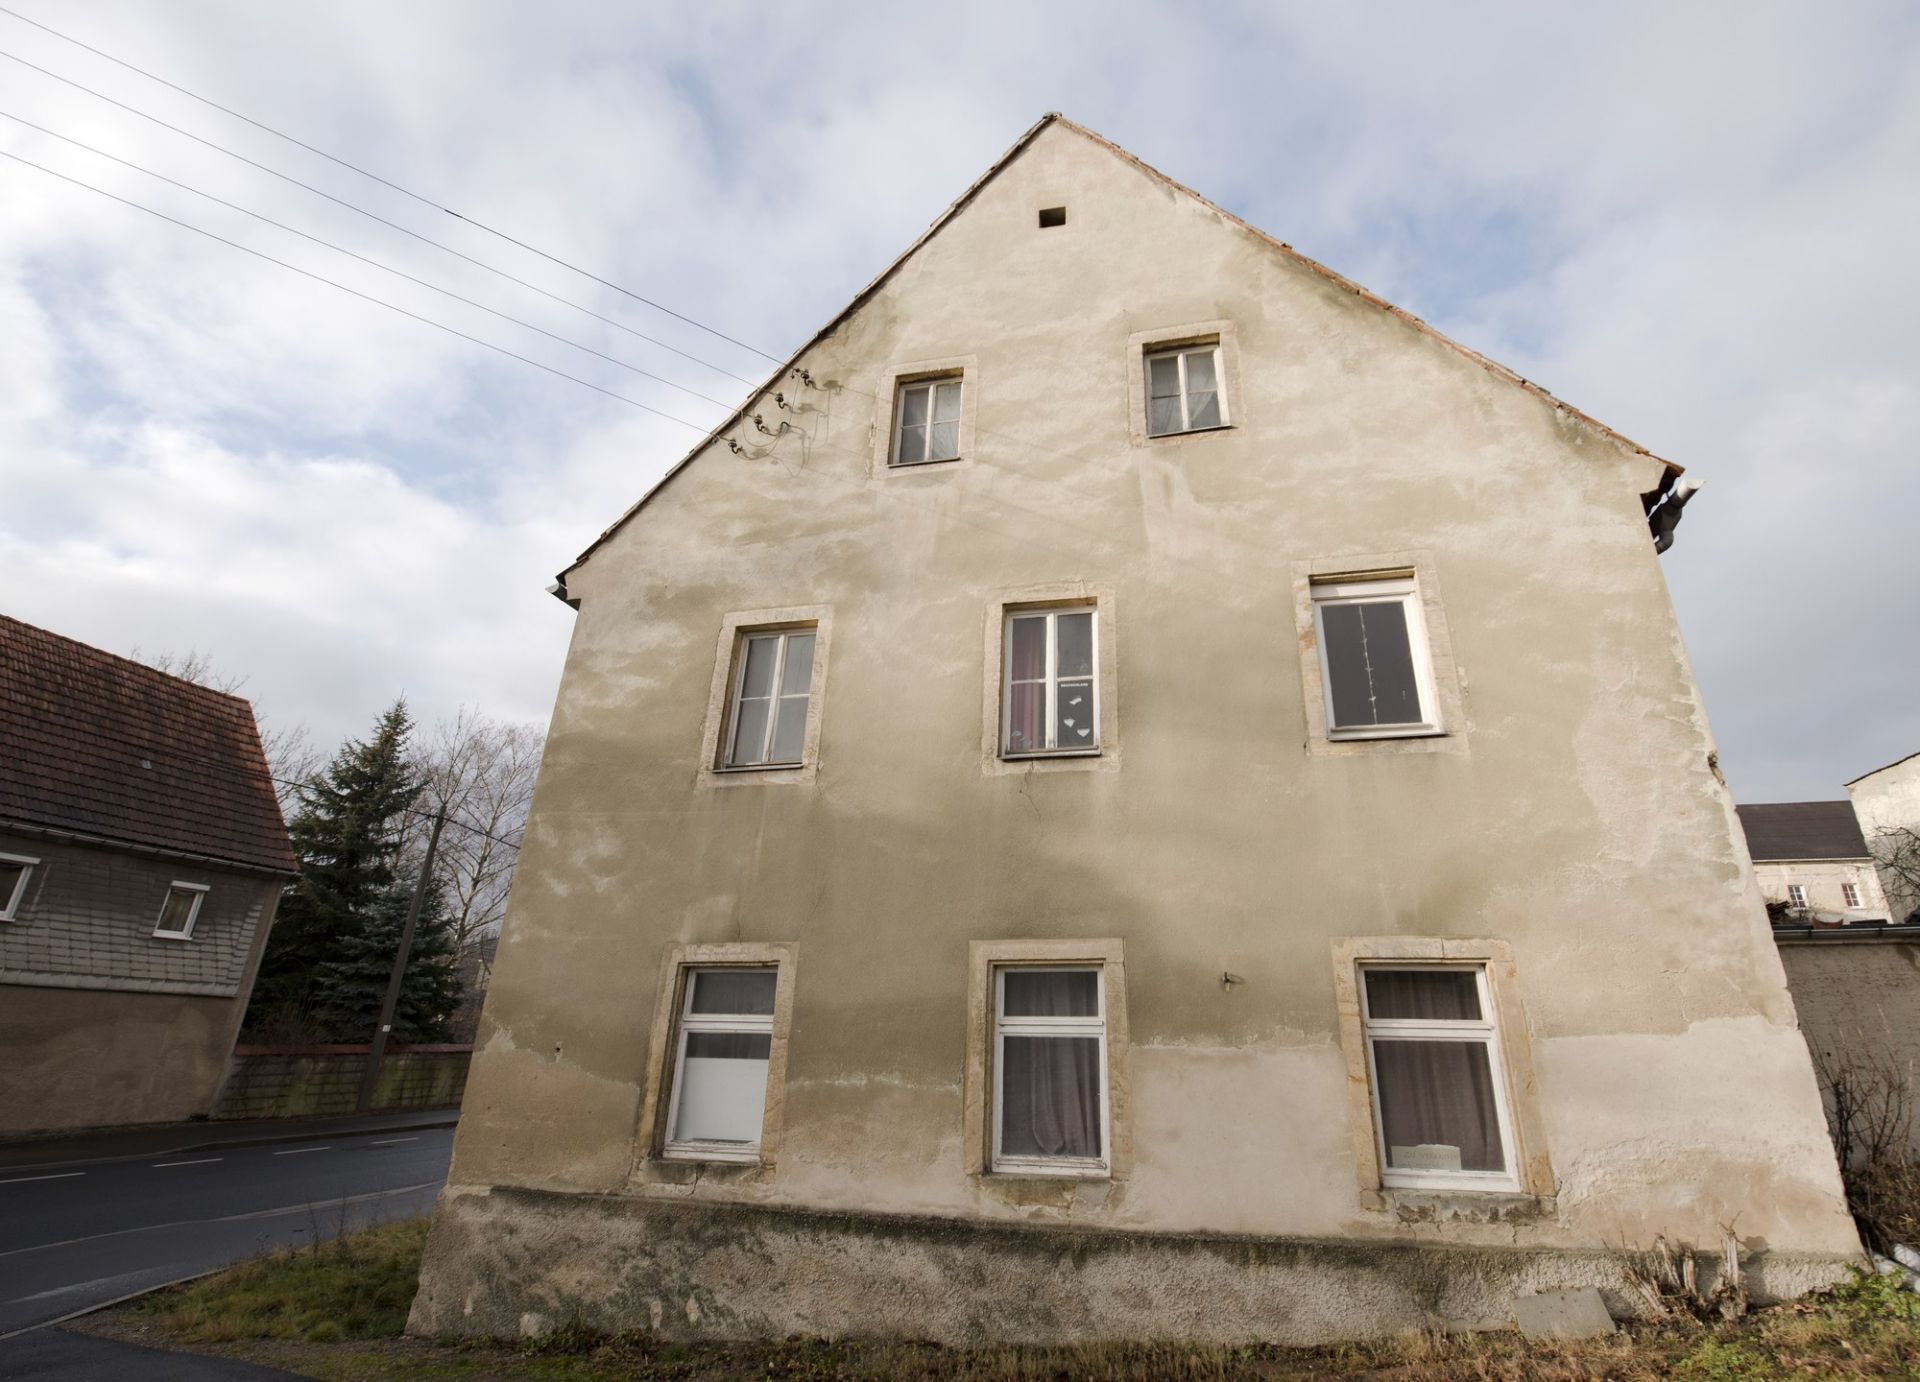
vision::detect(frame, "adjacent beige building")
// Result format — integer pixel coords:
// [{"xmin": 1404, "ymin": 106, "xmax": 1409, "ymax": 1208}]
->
[
  {"xmin": 0, "ymin": 615, "xmax": 296, "ymax": 1135},
  {"xmin": 412, "ymin": 115, "xmax": 1860, "ymax": 1343},
  {"xmin": 1850, "ymin": 752, "xmax": 1920, "ymax": 923},
  {"xmin": 1736, "ymin": 801, "xmax": 1893, "ymax": 923}
]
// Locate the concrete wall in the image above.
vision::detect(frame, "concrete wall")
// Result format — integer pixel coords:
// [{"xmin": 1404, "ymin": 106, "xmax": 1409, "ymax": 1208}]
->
[
  {"xmin": 1752, "ymin": 859, "xmax": 1892, "ymax": 920},
  {"xmin": 418, "ymin": 120, "xmax": 1859, "ymax": 1340},
  {"xmin": 0, "ymin": 830, "xmax": 282, "ymax": 1135},
  {"xmin": 212, "ymin": 1045, "xmax": 471, "ymax": 1120},
  {"xmin": 1777, "ymin": 936, "xmax": 1920, "ymax": 1152}
]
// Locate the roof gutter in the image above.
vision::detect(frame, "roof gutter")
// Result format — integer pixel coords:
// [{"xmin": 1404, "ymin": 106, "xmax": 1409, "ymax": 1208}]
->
[
  {"xmin": 1772, "ymin": 923, "xmax": 1914, "ymax": 945},
  {"xmin": 0, "ymin": 816, "xmax": 299, "ymax": 880}
]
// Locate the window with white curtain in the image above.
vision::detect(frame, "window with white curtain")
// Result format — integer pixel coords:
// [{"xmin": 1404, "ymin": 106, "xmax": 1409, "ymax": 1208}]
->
[
  {"xmin": 722, "ymin": 628, "xmax": 817, "ymax": 768},
  {"xmin": 1843, "ymin": 882, "xmax": 1863, "ymax": 909},
  {"xmin": 664, "ymin": 967, "xmax": 778, "ymax": 1161},
  {"xmin": 1311, "ymin": 574, "xmax": 1442, "ymax": 739},
  {"xmin": 152, "ymin": 882, "xmax": 208, "ymax": 940},
  {"xmin": 1787, "ymin": 884, "xmax": 1808, "ymax": 909},
  {"xmin": 1002, "ymin": 607, "xmax": 1097, "ymax": 757},
  {"xmin": 1144, "ymin": 342, "xmax": 1225, "ymax": 436},
  {"xmin": 1360, "ymin": 965, "xmax": 1518, "ymax": 1191},
  {"xmin": 0, "ymin": 852, "xmax": 37, "ymax": 922},
  {"xmin": 993, "ymin": 966, "xmax": 1108, "ymax": 1175},
  {"xmin": 892, "ymin": 376, "xmax": 964, "ymax": 465}
]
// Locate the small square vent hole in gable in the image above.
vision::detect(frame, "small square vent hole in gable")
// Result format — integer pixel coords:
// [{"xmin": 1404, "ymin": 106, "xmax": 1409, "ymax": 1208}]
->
[{"xmin": 1038, "ymin": 206, "xmax": 1067, "ymax": 229}]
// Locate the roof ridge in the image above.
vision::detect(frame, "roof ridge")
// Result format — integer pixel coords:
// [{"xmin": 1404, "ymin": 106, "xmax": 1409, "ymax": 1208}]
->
[{"xmin": 0, "ymin": 612, "xmax": 256, "ymax": 710}]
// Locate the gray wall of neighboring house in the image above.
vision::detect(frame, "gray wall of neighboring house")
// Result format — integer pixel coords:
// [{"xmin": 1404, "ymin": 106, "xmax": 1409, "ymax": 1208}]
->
[
  {"xmin": 1751, "ymin": 859, "xmax": 1892, "ymax": 920},
  {"xmin": 1777, "ymin": 935, "xmax": 1920, "ymax": 1152},
  {"xmin": 413, "ymin": 119, "xmax": 1858, "ymax": 1343},
  {"xmin": 0, "ymin": 828, "xmax": 282, "ymax": 1134}
]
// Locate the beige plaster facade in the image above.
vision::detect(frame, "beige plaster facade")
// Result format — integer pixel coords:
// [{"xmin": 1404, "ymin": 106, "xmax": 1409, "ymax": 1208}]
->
[
  {"xmin": 413, "ymin": 116, "xmax": 1859, "ymax": 1343},
  {"xmin": 1851, "ymin": 753, "xmax": 1920, "ymax": 922},
  {"xmin": 1751, "ymin": 858, "xmax": 1891, "ymax": 922}
]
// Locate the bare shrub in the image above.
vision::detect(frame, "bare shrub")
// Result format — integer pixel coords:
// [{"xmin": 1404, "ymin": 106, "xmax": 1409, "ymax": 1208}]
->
[{"xmin": 1811, "ymin": 1042, "xmax": 1920, "ymax": 1252}]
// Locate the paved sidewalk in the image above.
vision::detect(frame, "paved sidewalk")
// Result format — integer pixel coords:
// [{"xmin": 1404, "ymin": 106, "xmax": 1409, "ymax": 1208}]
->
[
  {"xmin": 0, "ymin": 1109, "xmax": 459, "ymax": 1171},
  {"xmin": 0, "ymin": 1327, "xmax": 305, "ymax": 1378}
]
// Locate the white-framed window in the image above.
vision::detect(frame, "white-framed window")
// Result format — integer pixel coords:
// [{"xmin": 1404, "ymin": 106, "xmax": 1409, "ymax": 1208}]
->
[
  {"xmin": 1311, "ymin": 575, "xmax": 1442, "ymax": 739},
  {"xmin": 1787, "ymin": 884, "xmax": 1809, "ymax": 909},
  {"xmin": 0, "ymin": 852, "xmax": 38, "ymax": 922},
  {"xmin": 721, "ymin": 628, "xmax": 817, "ymax": 769},
  {"xmin": 1002, "ymin": 607, "xmax": 1098, "ymax": 757},
  {"xmin": 662, "ymin": 967, "xmax": 778, "ymax": 1162},
  {"xmin": 892, "ymin": 376, "xmax": 964, "ymax": 465},
  {"xmin": 153, "ymin": 881, "xmax": 209, "ymax": 940},
  {"xmin": 992, "ymin": 965, "xmax": 1109, "ymax": 1176},
  {"xmin": 1144, "ymin": 342, "xmax": 1225, "ymax": 437},
  {"xmin": 1843, "ymin": 882, "xmax": 1863, "ymax": 909},
  {"xmin": 1359, "ymin": 964, "xmax": 1519, "ymax": 1192}
]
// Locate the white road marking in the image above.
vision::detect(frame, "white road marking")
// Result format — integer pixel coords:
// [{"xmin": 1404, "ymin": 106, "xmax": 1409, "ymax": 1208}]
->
[
  {"xmin": 0, "ymin": 1172, "xmax": 84, "ymax": 1186},
  {"xmin": 368, "ymin": 1137, "xmax": 418, "ymax": 1146},
  {"xmin": 272, "ymin": 1146, "xmax": 331, "ymax": 1155},
  {"xmin": 151, "ymin": 1159, "xmax": 222, "ymax": 1168}
]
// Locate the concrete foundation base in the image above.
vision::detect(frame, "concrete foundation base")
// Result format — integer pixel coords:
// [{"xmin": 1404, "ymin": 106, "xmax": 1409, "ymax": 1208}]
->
[{"xmin": 408, "ymin": 1185, "xmax": 1859, "ymax": 1345}]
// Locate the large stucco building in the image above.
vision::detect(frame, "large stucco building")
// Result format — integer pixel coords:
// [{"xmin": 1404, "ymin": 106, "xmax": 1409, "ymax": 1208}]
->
[
  {"xmin": 1737, "ymin": 801, "xmax": 1893, "ymax": 923},
  {"xmin": 1850, "ymin": 752, "xmax": 1920, "ymax": 924},
  {"xmin": 413, "ymin": 115, "xmax": 1859, "ymax": 1343},
  {"xmin": 0, "ymin": 615, "xmax": 296, "ymax": 1134}
]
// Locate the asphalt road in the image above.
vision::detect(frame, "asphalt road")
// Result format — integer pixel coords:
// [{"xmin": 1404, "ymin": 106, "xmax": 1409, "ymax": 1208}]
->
[{"xmin": 0, "ymin": 1123, "xmax": 452, "ymax": 1340}]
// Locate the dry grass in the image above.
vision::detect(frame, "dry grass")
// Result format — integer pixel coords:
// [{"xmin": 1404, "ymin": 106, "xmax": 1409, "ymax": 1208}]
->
[{"xmin": 109, "ymin": 1219, "xmax": 1920, "ymax": 1380}]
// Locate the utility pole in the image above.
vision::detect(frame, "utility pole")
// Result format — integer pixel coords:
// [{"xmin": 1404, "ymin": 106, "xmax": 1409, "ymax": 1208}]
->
[{"xmin": 357, "ymin": 803, "xmax": 447, "ymax": 1114}]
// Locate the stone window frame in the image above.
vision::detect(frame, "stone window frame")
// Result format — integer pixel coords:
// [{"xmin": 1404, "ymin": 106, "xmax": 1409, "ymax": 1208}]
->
[
  {"xmin": 632, "ymin": 941, "xmax": 798, "ymax": 1176},
  {"xmin": 1331, "ymin": 937, "xmax": 1554, "ymax": 1210},
  {"xmin": 152, "ymin": 880, "xmax": 209, "ymax": 941},
  {"xmin": 1126, "ymin": 319, "xmax": 1241, "ymax": 448},
  {"xmin": 1291, "ymin": 551, "xmax": 1467, "ymax": 758},
  {"xmin": 870, "ymin": 355, "xmax": 979, "ymax": 478},
  {"xmin": 980, "ymin": 583, "xmax": 1119, "ymax": 777},
  {"xmin": 963, "ymin": 938, "xmax": 1132, "ymax": 1184},
  {"xmin": 0, "ymin": 851, "xmax": 38, "ymax": 922},
  {"xmin": 695, "ymin": 606, "xmax": 833, "ymax": 789}
]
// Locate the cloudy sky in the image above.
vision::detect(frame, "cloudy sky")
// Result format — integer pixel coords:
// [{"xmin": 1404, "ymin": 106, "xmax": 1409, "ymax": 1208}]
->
[{"xmin": 2, "ymin": 1, "xmax": 1915, "ymax": 802}]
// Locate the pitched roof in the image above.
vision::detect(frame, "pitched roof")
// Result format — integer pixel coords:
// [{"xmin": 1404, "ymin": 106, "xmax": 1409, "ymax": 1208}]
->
[
  {"xmin": 1736, "ymin": 801, "xmax": 1871, "ymax": 862},
  {"xmin": 557, "ymin": 112, "xmax": 1683, "ymax": 595},
  {"xmin": 0, "ymin": 614, "xmax": 296, "ymax": 874}
]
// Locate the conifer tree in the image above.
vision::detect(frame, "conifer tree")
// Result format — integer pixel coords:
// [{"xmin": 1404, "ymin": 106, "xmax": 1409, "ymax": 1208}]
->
[
  {"xmin": 245, "ymin": 701, "xmax": 422, "ymax": 1032},
  {"xmin": 311, "ymin": 864, "xmax": 462, "ymax": 1042}
]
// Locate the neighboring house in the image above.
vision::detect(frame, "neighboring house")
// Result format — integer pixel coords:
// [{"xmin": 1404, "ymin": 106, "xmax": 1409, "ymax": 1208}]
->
[
  {"xmin": 1736, "ymin": 801, "xmax": 1894, "ymax": 923},
  {"xmin": 0, "ymin": 615, "xmax": 296, "ymax": 1135},
  {"xmin": 1849, "ymin": 752, "xmax": 1920, "ymax": 924},
  {"xmin": 412, "ymin": 115, "xmax": 1858, "ymax": 1344}
]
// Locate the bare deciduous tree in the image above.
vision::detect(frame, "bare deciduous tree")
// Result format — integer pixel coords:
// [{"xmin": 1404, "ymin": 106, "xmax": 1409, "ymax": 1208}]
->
[
  {"xmin": 412, "ymin": 708, "xmax": 543, "ymax": 995},
  {"xmin": 1869, "ymin": 825, "xmax": 1920, "ymax": 926}
]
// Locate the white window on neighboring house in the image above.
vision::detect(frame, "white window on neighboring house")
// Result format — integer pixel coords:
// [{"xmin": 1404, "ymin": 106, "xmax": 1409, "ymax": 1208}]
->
[
  {"xmin": 993, "ymin": 966, "xmax": 1109, "ymax": 1176},
  {"xmin": 722, "ymin": 628, "xmax": 817, "ymax": 769},
  {"xmin": 1144, "ymin": 342, "xmax": 1225, "ymax": 437},
  {"xmin": 1843, "ymin": 882, "xmax": 1863, "ymax": 909},
  {"xmin": 1787, "ymin": 884, "xmax": 1809, "ymax": 909},
  {"xmin": 153, "ymin": 881, "xmax": 209, "ymax": 940},
  {"xmin": 1311, "ymin": 575, "xmax": 1442, "ymax": 739},
  {"xmin": 892, "ymin": 376, "xmax": 964, "ymax": 465},
  {"xmin": 1360, "ymin": 965, "xmax": 1520, "ymax": 1192},
  {"xmin": 1002, "ymin": 607, "xmax": 1098, "ymax": 757},
  {"xmin": 0, "ymin": 852, "xmax": 38, "ymax": 921},
  {"xmin": 663, "ymin": 967, "xmax": 778, "ymax": 1161}
]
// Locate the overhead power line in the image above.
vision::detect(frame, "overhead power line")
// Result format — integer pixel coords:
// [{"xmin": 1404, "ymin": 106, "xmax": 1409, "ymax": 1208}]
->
[
  {"xmin": 0, "ymin": 6, "xmax": 782, "ymax": 363},
  {"xmin": 0, "ymin": 148, "xmax": 712, "ymax": 430},
  {"xmin": 0, "ymin": 47, "xmax": 759, "ymax": 388},
  {"xmin": 0, "ymin": 109, "xmax": 734, "ymax": 409}
]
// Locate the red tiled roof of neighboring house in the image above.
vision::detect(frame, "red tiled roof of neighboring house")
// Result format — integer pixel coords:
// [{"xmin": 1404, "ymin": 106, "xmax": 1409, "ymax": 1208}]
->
[
  {"xmin": 0, "ymin": 614, "xmax": 297, "ymax": 874},
  {"xmin": 1735, "ymin": 801, "xmax": 1871, "ymax": 863}
]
